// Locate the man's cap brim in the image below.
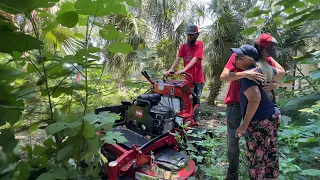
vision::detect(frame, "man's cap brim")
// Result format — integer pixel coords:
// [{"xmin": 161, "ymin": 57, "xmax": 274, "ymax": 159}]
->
[{"xmin": 231, "ymin": 48, "xmax": 244, "ymax": 55}]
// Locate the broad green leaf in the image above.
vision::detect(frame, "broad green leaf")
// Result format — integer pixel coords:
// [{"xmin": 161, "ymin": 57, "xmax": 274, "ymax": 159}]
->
[
  {"xmin": 83, "ymin": 114, "xmax": 99, "ymax": 123},
  {"xmin": 10, "ymin": 84, "xmax": 37, "ymax": 99},
  {"xmin": 86, "ymin": 136, "xmax": 100, "ymax": 153},
  {"xmin": 0, "ymin": 65, "xmax": 27, "ymax": 82},
  {"xmin": 42, "ymin": 21, "xmax": 58, "ymax": 32},
  {"xmin": 281, "ymin": 94, "xmax": 320, "ymax": 115},
  {"xmin": 123, "ymin": 0, "xmax": 136, "ymax": 6},
  {"xmin": 43, "ymin": 138, "xmax": 55, "ymax": 148},
  {"xmin": 11, "ymin": 51, "xmax": 22, "ymax": 58},
  {"xmin": 281, "ymin": 115, "xmax": 292, "ymax": 126},
  {"xmin": 300, "ymin": 169, "xmax": 320, "ymax": 176},
  {"xmin": 74, "ymin": 0, "xmax": 127, "ymax": 17},
  {"xmin": 101, "ymin": 131, "xmax": 128, "ymax": 144},
  {"xmin": 282, "ymin": 146, "xmax": 291, "ymax": 154},
  {"xmin": 36, "ymin": 9, "xmax": 54, "ymax": 19},
  {"xmin": 57, "ymin": 145, "xmax": 73, "ymax": 161},
  {"xmin": 46, "ymin": 122, "xmax": 82, "ymax": 135},
  {"xmin": 0, "ymin": 31, "xmax": 44, "ymax": 53},
  {"xmin": 47, "ymin": 64, "xmax": 71, "ymax": 79},
  {"xmin": 310, "ymin": 72, "xmax": 320, "ymax": 80},
  {"xmin": 240, "ymin": 27, "xmax": 257, "ymax": 35},
  {"xmin": 0, "ymin": 17, "xmax": 17, "ymax": 31},
  {"xmin": 99, "ymin": 26, "xmax": 125, "ymax": 40},
  {"xmin": 88, "ymin": 47, "xmax": 101, "ymax": 53},
  {"xmin": 37, "ymin": 173, "xmax": 53, "ymax": 180},
  {"xmin": 13, "ymin": 162, "xmax": 29, "ymax": 180},
  {"xmin": 108, "ymin": 42, "xmax": 133, "ymax": 54},
  {"xmin": 34, "ymin": 145, "xmax": 46, "ymax": 156},
  {"xmin": 255, "ymin": 18, "xmax": 264, "ymax": 25},
  {"xmin": 0, "ymin": 129, "xmax": 18, "ymax": 153},
  {"xmin": 27, "ymin": 63, "xmax": 41, "ymax": 73},
  {"xmin": 63, "ymin": 112, "xmax": 79, "ymax": 123},
  {"xmin": 82, "ymin": 121, "xmax": 96, "ymax": 138},
  {"xmin": 29, "ymin": 123, "xmax": 39, "ymax": 133},
  {"xmin": 56, "ymin": 11, "xmax": 78, "ymax": 28},
  {"xmin": 57, "ymin": 2, "xmax": 76, "ymax": 15},
  {"xmin": 0, "ymin": 0, "xmax": 59, "ymax": 14},
  {"xmin": 245, "ymin": 7, "xmax": 270, "ymax": 18},
  {"xmin": 53, "ymin": 109, "xmax": 64, "ymax": 122},
  {"xmin": 49, "ymin": 85, "xmax": 86, "ymax": 97},
  {"xmin": 0, "ymin": 100, "xmax": 24, "ymax": 126},
  {"xmin": 51, "ymin": 168, "xmax": 67, "ymax": 179}
]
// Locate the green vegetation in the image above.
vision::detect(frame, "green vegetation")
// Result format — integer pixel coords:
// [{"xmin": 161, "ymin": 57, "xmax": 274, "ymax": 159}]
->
[{"xmin": 0, "ymin": 0, "xmax": 319, "ymax": 179}]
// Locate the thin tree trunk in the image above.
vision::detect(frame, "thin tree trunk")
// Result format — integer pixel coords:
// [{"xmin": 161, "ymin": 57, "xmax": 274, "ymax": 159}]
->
[{"xmin": 207, "ymin": 76, "xmax": 223, "ymax": 105}]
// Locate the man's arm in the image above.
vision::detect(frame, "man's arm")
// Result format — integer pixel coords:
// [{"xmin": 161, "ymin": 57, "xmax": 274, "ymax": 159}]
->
[
  {"xmin": 220, "ymin": 68, "xmax": 265, "ymax": 82},
  {"xmin": 168, "ymin": 56, "xmax": 182, "ymax": 72},
  {"xmin": 183, "ymin": 57, "xmax": 198, "ymax": 71}
]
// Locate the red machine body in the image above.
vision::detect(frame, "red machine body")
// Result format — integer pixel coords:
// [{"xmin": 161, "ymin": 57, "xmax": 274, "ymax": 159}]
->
[
  {"xmin": 96, "ymin": 71, "xmax": 199, "ymax": 180},
  {"xmin": 145, "ymin": 71, "xmax": 198, "ymax": 127}
]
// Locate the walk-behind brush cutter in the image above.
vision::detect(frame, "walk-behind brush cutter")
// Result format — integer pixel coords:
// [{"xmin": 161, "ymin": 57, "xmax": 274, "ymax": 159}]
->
[{"xmin": 96, "ymin": 71, "xmax": 205, "ymax": 180}]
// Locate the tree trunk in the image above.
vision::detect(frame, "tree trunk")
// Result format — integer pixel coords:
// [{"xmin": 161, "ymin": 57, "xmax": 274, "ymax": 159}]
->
[{"xmin": 207, "ymin": 76, "xmax": 223, "ymax": 105}]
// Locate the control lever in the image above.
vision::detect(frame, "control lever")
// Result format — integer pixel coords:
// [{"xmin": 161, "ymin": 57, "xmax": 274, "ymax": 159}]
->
[{"xmin": 141, "ymin": 71, "xmax": 155, "ymax": 85}]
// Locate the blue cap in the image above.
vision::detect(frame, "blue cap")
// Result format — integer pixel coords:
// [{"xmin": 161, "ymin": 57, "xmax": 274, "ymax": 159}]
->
[
  {"xmin": 231, "ymin": 44, "xmax": 259, "ymax": 61},
  {"xmin": 185, "ymin": 24, "xmax": 199, "ymax": 34}
]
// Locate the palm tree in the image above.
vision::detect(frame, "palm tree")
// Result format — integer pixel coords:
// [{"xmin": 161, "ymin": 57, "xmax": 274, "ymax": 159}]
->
[
  {"xmin": 201, "ymin": 0, "xmax": 258, "ymax": 104},
  {"xmin": 203, "ymin": 11, "xmax": 245, "ymax": 104}
]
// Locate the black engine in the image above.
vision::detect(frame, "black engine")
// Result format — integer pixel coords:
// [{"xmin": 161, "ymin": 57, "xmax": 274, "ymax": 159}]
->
[{"xmin": 125, "ymin": 93, "xmax": 176, "ymax": 137}]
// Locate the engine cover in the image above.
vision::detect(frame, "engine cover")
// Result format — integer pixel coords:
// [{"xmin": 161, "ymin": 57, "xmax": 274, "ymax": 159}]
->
[
  {"xmin": 149, "ymin": 105, "xmax": 175, "ymax": 136},
  {"xmin": 126, "ymin": 104, "xmax": 175, "ymax": 137}
]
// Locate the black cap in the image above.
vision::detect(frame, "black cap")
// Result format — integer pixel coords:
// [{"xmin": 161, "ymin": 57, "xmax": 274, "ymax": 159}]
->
[
  {"xmin": 231, "ymin": 44, "xmax": 259, "ymax": 61},
  {"xmin": 185, "ymin": 24, "xmax": 199, "ymax": 35}
]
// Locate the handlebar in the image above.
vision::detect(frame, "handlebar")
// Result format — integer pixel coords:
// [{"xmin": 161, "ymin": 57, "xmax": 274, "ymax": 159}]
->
[{"xmin": 162, "ymin": 71, "xmax": 193, "ymax": 82}]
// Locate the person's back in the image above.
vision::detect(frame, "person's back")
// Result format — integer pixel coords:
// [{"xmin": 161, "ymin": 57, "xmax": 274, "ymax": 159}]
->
[{"xmin": 239, "ymin": 68, "xmax": 280, "ymax": 122}]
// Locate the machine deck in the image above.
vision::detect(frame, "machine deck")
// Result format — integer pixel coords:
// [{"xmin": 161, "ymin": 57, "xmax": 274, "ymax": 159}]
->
[{"xmin": 110, "ymin": 127, "xmax": 149, "ymax": 148}]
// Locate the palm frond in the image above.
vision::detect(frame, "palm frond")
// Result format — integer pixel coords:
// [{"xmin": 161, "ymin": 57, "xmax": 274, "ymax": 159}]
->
[
  {"xmin": 43, "ymin": 27, "xmax": 84, "ymax": 55},
  {"xmin": 203, "ymin": 11, "xmax": 245, "ymax": 79}
]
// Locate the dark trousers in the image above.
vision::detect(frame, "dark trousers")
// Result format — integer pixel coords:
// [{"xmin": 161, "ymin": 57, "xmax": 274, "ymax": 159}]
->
[
  {"xmin": 193, "ymin": 83, "xmax": 204, "ymax": 121},
  {"xmin": 226, "ymin": 104, "xmax": 242, "ymax": 180}
]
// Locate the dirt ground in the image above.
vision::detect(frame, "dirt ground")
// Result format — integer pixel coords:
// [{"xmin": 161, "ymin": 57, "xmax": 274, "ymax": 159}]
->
[{"xmin": 198, "ymin": 102, "xmax": 227, "ymax": 128}]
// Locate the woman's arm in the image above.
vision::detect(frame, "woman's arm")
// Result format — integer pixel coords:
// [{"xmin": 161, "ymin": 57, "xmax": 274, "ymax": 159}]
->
[
  {"xmin": 268, "ymin": 57, "xmax": 286, "ymax": 82},
  {"xmin": 272, "ymin": 67, "xmax": 285, "ymax": 82},
  {"xmin": 237, "ymin": 85, "xmax": 261, "ymax": 136},
  {"xmin": 242, "ymin": 86, "xmax": 261, "ymax": 127}
]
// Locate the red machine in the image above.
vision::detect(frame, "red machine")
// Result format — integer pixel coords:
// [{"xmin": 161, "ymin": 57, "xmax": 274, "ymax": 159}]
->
[
  {"xmin": 96, "ymin": 71, "xmax": 199, "ymax": 180},
  {"xmin": 142, "ymin": 71, "xmax": 198, "ymax": 127}
]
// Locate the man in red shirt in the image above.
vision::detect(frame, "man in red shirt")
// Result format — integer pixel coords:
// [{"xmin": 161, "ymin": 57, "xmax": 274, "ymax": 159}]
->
[
  {"xmin": 164, "ymin": 24, "xmax": 204, "ymax": 121},
  {"xmin": 220, "ymin": 34, "xmax": 285, "ymax": 180}
]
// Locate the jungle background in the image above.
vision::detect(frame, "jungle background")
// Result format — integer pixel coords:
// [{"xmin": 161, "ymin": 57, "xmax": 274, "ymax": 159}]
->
[{"xmin": 0, "ymin": 0, "xmax": 319, "ymax": 179}]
